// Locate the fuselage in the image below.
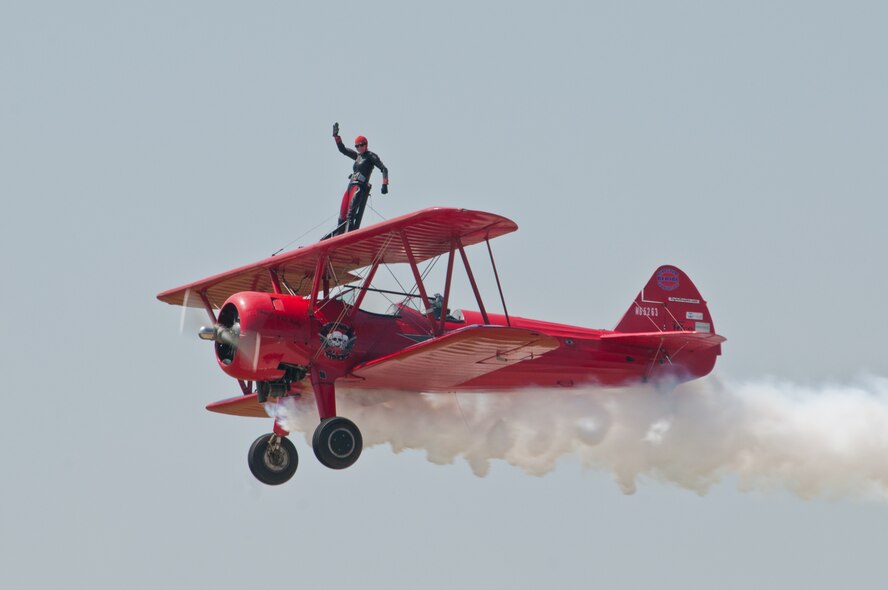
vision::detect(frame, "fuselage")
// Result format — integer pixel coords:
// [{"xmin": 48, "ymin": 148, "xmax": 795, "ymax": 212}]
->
[{"xmin": 215, "ymin": 292, "xmax": 717, "ymax": 391}]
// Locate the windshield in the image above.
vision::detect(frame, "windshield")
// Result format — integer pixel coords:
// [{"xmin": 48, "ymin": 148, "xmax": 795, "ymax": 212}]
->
[{"xmin": 335, "ymin": 287, "xmax": 413, "ymax": 316}]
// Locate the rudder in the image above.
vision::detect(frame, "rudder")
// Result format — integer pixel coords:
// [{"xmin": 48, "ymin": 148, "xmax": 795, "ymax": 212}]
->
[{"xmin": 614, "ymin": 265, "xmax": 717, "ymax": 336}]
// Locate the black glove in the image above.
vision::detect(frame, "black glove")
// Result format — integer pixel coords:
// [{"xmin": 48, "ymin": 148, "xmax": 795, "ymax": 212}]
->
[
  {"xmin": 381, "ymin": 183, "xmax": 388, "ymax": 195},
  {"xmin": 333, "ymin": 122, "xmax": 339, "ymax": 137}
]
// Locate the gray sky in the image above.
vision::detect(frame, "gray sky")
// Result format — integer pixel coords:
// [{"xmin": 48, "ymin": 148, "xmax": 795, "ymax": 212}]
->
[{"xmin": 2, "ymin": 1, "xmax": 888, "ymax": 588}]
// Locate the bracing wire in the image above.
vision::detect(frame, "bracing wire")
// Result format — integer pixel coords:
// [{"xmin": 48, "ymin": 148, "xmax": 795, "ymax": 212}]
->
[
  {"xmin": 368, "ymin": 202, "xmax": 387, "ymax": 222},
  {"xmin": 270, "ymin": 213, "xmax": 338, "ymax": 257}
]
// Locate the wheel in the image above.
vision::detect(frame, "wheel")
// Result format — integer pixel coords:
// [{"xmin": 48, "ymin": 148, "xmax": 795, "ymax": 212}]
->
[
  {"xmin": 248, "ymin": 434, "xmax": 298, "ymax": 485},
  {"xmin": 312, "ymin": 417, "xmax": 363, "ymax": 469}
]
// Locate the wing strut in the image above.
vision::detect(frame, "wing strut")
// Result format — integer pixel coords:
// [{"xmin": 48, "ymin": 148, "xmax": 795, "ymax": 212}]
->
[
  {"xmin": 346, "ymin": 259, "xmax": 382, "ymax": 321},
  {"xmin": 485, "ymin": 239, "xmax": 510, "ymax": 327},
  {"xmin": 438, "ymin": 240, "xmax": 456, "ymax": 335},
  {"xmin": 401, "ymin": 231, "xmax": 435, "ymax": 323},
  {"xmin": 268, "ymin": 269, "xmax": 282, "ymax": 294},
  {"xmin": 457, "ymin": 238, "xmax": 489, "ymax": 324},
  {"xmin": 198, "ymin": 290, "xmax": 217, "ymax": 323},
  {"xmin": 308, "ymin": 255, "xmax": 327, "ymax": 316}
]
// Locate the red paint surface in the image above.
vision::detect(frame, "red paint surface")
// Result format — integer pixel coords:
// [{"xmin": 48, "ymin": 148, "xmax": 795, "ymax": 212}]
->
[{"xmin": 160, "ymin": 210, "xmax": 725, "ymax": 420}]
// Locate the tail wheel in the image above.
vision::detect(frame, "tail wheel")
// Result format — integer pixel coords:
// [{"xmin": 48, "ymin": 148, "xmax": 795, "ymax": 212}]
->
[
  {"xmin": 312, "ymin": 417, "xmax": 363, "ymax": 470},
  {"xmin": 248, "ymin": 434, "xmax": 298, "ymax": 485}
]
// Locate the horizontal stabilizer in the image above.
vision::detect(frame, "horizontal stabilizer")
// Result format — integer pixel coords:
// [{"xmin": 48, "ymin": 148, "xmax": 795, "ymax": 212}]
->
[
  {"xmin": 346, "ymin": 325, "xmax": 560, "ymax": 392},
  {"xmin": 600, "ymin": 331, "xmax": 725, "ymax": 353}
]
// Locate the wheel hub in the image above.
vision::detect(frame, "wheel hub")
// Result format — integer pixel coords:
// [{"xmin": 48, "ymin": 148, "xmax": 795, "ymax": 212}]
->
[
  {"xmin": 264, "ymin": 443, "xmax": 289, "ymax": 471},
  {"xmin": 328, "ymin": 427, "xmax": 355, "ymax": 458}
]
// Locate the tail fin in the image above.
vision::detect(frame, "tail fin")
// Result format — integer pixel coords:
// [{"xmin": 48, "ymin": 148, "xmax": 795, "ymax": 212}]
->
[
  {"xmin": 612, "ymin": 265, "xmax": 723, "ymax": 382},
  {"xmin": 615, "ymin": 265, "xmax": 717, "ymax": 336}
]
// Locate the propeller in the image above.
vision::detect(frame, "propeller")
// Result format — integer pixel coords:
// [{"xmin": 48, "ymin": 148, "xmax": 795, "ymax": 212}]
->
[
  {"xmin": 195, "ymin": 302, "xmax": 262, "ymax": 372},
  {"xmin": 179, "ymin": 288, "xmax": 214, "ymax": 338},
  {"xmin": 174, "ymin": 290, "xmax": 262, "ymax": 373}
]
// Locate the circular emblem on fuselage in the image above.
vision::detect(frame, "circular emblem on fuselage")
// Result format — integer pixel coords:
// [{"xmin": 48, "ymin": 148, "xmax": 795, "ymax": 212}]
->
[
  {"xmin": 319, "ymin": 323, "xmax": 356, "ymax": 361},
  {"xmin": 657, "ymin": 267, "xmax": 680, "ymax": 291}
]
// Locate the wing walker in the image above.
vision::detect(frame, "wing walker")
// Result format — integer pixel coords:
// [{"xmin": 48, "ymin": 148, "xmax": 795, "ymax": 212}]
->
[{"xmin": 158, "ymin": 208, "xmax": 725, "ymax": 485}]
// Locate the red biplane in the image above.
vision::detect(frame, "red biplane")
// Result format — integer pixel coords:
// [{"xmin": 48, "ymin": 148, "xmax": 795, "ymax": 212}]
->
[{"xmin": 158, "ymin": 208, "xmax": 725, "ymax": 484}]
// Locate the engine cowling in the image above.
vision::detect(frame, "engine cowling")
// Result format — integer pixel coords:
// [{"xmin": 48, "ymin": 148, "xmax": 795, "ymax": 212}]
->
[{"xmin": 213, "ymin": 292, "xmax": 312, "ymax": 381}]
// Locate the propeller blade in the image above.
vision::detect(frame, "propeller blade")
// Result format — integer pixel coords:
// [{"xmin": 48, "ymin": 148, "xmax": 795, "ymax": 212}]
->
[
  {"xmin": 179, "ymin": 288, "xmax": 213, "ymax": 337},
  {"xmin": 179, "ymin": 288, "xmax": 192, "ymax": 335},
  {"xmin": 236, "ymin": 330, "xmax": 262, "ymax": 372}
]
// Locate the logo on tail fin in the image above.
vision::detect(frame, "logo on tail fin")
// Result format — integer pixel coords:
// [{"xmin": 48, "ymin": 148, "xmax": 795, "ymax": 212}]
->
[{"xmin": 657, "ymin": 267, "xmax": 680, "ymax": 291}]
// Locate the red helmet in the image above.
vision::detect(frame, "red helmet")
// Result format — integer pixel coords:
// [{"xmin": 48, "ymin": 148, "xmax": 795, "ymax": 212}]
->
[{"xmin": 354, "ymin": 135, "xmax": 368, "ymax": 147}]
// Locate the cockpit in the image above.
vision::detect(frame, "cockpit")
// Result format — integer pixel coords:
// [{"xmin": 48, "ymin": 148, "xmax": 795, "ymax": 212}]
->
[{"xmin": 334, "ymin": 286, "xmax": 464, "ymax": 322}]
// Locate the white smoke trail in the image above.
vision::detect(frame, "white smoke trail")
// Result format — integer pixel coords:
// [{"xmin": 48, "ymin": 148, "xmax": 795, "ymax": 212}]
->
[{"xmin": 267, "ymin": 375, "xmax": 888, "ymax": 499}]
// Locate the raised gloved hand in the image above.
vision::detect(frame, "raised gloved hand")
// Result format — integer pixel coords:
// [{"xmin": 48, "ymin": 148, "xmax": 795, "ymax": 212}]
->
[
  {"xmin": 381, "ymin": 183, "xmax": 389, "ymax": 195},
  {"xmin": 332, "ymin": 122, "xmax": 339, "ymax": 137}
]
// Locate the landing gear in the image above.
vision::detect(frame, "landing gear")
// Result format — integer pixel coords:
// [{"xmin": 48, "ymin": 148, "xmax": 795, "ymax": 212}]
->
[
  {"xmin": 312, "ymin": 417, "xmax": 363, "ymax": 469},
  {"xmin": 248, "ymin": 433, "xmax": 298, "ymax": 485}
]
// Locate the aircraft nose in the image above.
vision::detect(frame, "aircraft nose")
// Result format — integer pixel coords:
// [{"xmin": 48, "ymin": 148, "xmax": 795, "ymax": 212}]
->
[
  {"xmin": 210, "ymin": 293, "xmax": 314, "ymax": 380},
  {"xmin": 198, "ymin": 324, "xmax": 240, "ymax": 349}
]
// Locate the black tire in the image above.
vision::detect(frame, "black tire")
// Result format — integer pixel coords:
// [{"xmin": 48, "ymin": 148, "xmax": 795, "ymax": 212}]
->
[
  {"xmin": 312, "ymin": 417, "xmax": 363, "ymax": 470},
  {"xmin": 248, "ymin": 434, "xmax": 298, "ymax": 485}
]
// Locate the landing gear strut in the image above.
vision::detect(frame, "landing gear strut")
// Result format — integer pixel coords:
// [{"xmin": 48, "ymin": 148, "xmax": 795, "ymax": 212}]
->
[
  {"xmin": 247, "ymin": 433, "xmax": 298, "ymax": 485},
  {"xmin": 312, "ymin": 417, "xmax": 363, "ymax": 470},
  {"xmin": 309, "ymin": 366, "xmax": 364, "ymax": 470}
]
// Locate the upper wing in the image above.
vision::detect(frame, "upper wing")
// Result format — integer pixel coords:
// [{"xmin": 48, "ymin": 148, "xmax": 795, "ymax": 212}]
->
[
  {"xmin": 344, "ymin": 325, "xmax": 560, "ymax": 392},
  {"xmin": 157, "ymin": 208, "xmax": 517, "ymax": 309}
]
